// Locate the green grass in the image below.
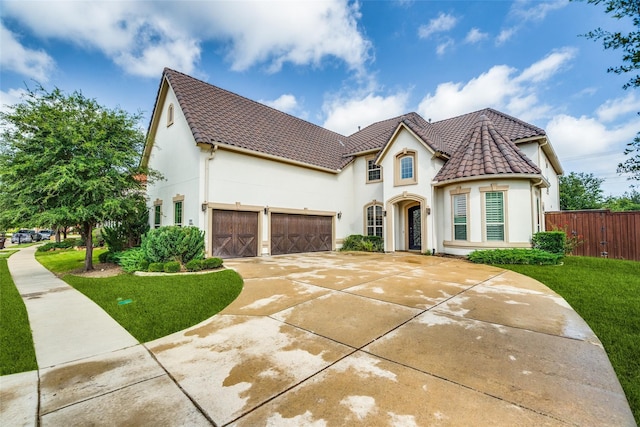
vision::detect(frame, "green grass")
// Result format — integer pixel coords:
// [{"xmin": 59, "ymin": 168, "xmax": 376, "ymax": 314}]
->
[
  {"xmin": 35, "ymin": 247, "xmax": 107, "ymax": 273},
  {"xmin": 0, "ymin": 258, "xmax": 38, "ymax": 375},
  {"xmin": 0, "ymin": 249, "xmax": 19, "ymax": 258},
  {"xmin": 500, "ymin": 257, "xmax": 640, "ymax": 423},
  {"xmin": 64, "ymin": 270, "xmax": 243, "ymax": 342}
]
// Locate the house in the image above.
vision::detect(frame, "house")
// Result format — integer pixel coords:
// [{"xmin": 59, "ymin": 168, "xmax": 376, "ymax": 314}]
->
[{"xmin": 142, "ymin": 68, "xmax": 563, "ymax": 258}]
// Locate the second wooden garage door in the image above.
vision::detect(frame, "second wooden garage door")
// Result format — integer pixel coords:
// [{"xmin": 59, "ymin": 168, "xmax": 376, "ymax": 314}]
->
[
  {"xmin": 212, "ymin": 210, "xmax": 258, "ymax": 258},
  {"xmin": 271, "ymin": 213, "xmax": 332, "ymax": 255}
]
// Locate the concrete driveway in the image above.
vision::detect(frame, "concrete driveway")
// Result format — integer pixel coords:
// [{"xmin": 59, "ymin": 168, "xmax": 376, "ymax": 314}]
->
[{"xmin": 146, "ymin": 252, "xmax": 632, "ymax": 426}]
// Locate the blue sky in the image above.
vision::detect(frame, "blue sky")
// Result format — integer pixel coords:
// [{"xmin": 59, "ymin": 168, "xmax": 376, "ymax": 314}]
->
[{"xmin": 1, "ymin": 0, "xmax": 638, "ymax": 196}]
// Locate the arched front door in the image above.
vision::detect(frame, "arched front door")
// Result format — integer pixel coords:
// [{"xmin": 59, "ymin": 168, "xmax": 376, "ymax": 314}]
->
[{"xmin": 408, "ymin": 205, "xmax": 421, "ymax": 250}]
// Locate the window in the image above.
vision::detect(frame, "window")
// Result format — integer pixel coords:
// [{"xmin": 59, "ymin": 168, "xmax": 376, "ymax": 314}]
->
[
  {"xmin": 366, "ymin": 204, "xmax": 384, "ymax": 237},
  {"xmin": 366, "ymin": 157, "xmax": 381, "ymax": 182},
  {"xmin": 453, "ymin": 194, "xmax": 467, "ymax": 240},
  {"xmin": 174, "ymin": 201, "xmax": 183, "ymax": 226},
  {"xmin": 400, "ymin": 156, "xmax": 413, "ymax": 179},
  {"xmin": 485, "ymin": 192, "xmax": 505, "ymax": 241},
  {"xmin": 394, "ymin": 150, "xmax": 417, "ymax": 186},
  {"xmin": 154, "ymin": 205, "xmax": 161, "ymax": 228},
  {"xmin": 167, "ymin": 103, "xmax": 174, "ymax": 127}
]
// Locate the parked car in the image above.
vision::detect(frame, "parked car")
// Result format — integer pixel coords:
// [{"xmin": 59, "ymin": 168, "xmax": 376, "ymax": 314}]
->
[
  {"xmin": 11, "ymin": 232, "xmax": 33, "ymax": 244},
  {"xmin": 39, "ymin": 229, "xmax": 54, "ymax": 240},
  {"xmin": 18, "ymin": 229, "xmax": 42, "ymax": 241}
]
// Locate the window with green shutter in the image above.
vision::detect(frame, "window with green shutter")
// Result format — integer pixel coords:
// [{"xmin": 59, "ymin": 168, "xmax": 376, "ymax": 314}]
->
[
  {"xmin": 154, "ymin": 205, "xmax": 161, "ymax": 228},
  {"xmin": 174, "ymin": 201, "xmax": 183, "ymax": 226},
  {"xmin": 485, "ymin": 192, "xmax": 504, "ymax": 241},
  {"xmin": 453, "ymin": 194, "xmax": 467, "ymax": 240}
]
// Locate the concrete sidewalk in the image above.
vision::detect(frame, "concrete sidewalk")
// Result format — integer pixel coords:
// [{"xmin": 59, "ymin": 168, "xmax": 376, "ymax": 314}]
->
[
  {"xmin": 1, "ymin": 249, "xmax": 635, "ymax": 426},
  {"xmin": 1, "ymin": 246, "xmax": 209, "ymax": 426}
]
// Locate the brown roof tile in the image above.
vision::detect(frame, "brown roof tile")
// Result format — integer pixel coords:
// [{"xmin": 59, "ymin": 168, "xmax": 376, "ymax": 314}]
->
[
  {"xmin": 434, "ymin": 114, "xmax": 541, "ymax": 183},
  {"xmin": 156, "ymin": 69, "xmax": 546, "ymax": 178},
  {"xmin": 164, "ymin": 68, "xmax": 349, "ymax": 170}
]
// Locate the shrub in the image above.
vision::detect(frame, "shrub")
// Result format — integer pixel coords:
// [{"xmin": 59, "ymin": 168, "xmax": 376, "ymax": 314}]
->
[
  {"xmin": 117, "ymin": 248, "xmax": 149, "ymax": 273},
  {"xmin": 148, "ymin": 262, "xmax": 165, "ymax": 272},
  {"xmin": 341, "ymin": 235, "xmax": 384, "ymax": 252},
  {"xmin": 164, "ymin": 261, "xmax": 181, "ymax": 273},
  {"xmin": 36, "ymin": 239, "xmax": 78, "ymax": 252},
  {"xmin": 532, "ymin": 231, "xmax": 566, "ymax": 255},
  {"xmin": 185, "ymin": 259, "xmax": 204, "ymax": 272},
  {"xmin": 141, "ymin": 226, "xmax": 205, "ymax": 264},
  {"xmin": 202, "ymin": 257, "xmax": 223, "ymax": 270},
  {"xmin": 102, "ymin": 197, "xmax": 150, "ymax": 251},
  {"xmin": 468, "ymin": 249, "xmax": 562, "ymax": 265}
]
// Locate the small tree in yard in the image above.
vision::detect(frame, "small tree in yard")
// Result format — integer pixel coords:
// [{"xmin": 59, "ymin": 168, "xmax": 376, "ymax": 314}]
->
[{"xmin": 0, "ymin": 86, "xmax": 159, "ymax": 271}]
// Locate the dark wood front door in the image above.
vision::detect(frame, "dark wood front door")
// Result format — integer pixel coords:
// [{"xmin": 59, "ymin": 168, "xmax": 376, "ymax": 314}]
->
[
  {"xmin": 212, "ymin": 210, "xmax": 258, "ymax": 258},
  {"xmin": 408, "ymin": 205, "xmax": 421, "ymax": 251},
  {"xmin": 271, "ymin": 214, "xmax": 332, "ymax": 255}
]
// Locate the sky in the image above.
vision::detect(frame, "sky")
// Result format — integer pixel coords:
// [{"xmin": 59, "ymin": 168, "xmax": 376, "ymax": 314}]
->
[{"xmin": 1, "ymin": 0, "xmax": 638, "ymax": 196}]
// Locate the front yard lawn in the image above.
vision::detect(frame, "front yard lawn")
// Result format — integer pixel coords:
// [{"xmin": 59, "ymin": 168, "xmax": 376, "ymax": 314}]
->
[
  {"xmin": 501, "ymin": 256, "xmax": 640, "ymax": 424},
  {"xmin": 0, "ymin": 257, "xmax": 38, "ymax": 375},
  {"xmin": 35, "ymin": 248, "xmax": 243, "ymax": 343}
]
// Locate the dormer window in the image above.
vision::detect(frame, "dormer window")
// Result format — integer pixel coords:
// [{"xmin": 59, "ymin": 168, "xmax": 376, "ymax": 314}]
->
[
  {"xmin": 167, "ymin": 103, "xmax": 174, "ymax": 127},
  {"xmin": 394, "ymin": 149, "xmax": 417, "ymax": 186}
]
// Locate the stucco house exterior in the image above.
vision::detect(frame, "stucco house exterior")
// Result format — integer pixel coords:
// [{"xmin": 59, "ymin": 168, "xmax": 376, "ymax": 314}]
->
[{"xmin": 142, "ymin": 68, "xmax": 563, "ymax": 258}]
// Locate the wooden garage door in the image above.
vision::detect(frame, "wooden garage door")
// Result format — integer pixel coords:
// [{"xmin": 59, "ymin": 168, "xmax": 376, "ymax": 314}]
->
[
  {"xmin": 271, "ymin": 214, "xmax": 332, "ymax": 255},
  {"xmin": 212, "ymin": 210, "xmax": 258, "ymax": 258}
]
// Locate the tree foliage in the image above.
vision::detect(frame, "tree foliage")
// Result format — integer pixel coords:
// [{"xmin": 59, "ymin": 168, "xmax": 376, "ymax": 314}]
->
[
  {"xmin": 0, "ymin": 86, "xmax": 158, "ymax": 270},
  {"xmin": 559, "ymin": 172, "xmax": 605, "ymax": 210},
  {"xmin": 578, "ymin": 0, "xmax": 640, "ymax": 181},
  {"xmin": 603, "ymin": 188, "xmax": 640, "ymax": 210}
]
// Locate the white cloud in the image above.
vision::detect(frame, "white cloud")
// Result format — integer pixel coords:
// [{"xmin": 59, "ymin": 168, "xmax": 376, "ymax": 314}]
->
[
  {"xmin": 262, "ymin": 94, "xmax": 300, "ymax": 114},
  {"xmin": 465, "ymin": 28, "xmax": 488, "ymax": 44},
  {"xmin": 496, "ymin": 27, "xmax": 517, "ymax": 45},
  {"xmin": 496, "ymin": 0, "xmax": 568, "ymax": 46},
  {"xmin": 2, "ymin": 0, "xmax": 371, "ymax": 78},
  {"xmin": 417, "ymin": 48, "xmax": 576, "ymax": 122},
  {"xmin": 596, "ymin": 93, "xmax": 640, "ymax": 122},
  {"xmin": 0, "ymin": 24, "xmax": 55, "ymax": 82},
  {"xmin": 547, "ymin": 114, "xmax": 640, "ymax": 158},
  {"xmin": 436, "ymin": 39, "xmax": 454, "ymax": 56},
  {"xmin": 322, "ymin": 92, "xmax": 409, "ymax": 135},
  {"xmin": 0, "ymin": 88, "xmax": 28, "ymax": 113},
  {"xmin": 418, "ymin": 13, "xmax": 458, "ymax": 39},
  {"xmin": 516, "ymin": 47, "xmax": 576, "ymax": 83},
  {"xmin": 510, "ymin": 0, "xmax": 568, "ymax": 22}
]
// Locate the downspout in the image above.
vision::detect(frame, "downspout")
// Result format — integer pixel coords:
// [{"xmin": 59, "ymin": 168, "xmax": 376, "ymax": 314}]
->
[{"xmin": 203, "ymin": 144, "xmax": 218, "ymax": 255}]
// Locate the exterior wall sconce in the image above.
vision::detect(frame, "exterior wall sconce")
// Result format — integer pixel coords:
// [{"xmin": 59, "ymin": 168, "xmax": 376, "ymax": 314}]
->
[
  {"xmin": 425, "ymin": 207, "xmax": 431, "ymax": 215},
  {"xmin": 383, "ymin": 210, "xmax": 387, "ymax": 217},
  {"xmin": 201, "ymin": 203, "xmax": 207, "ymax": 212},
  {"xmin": 264, "ymin": 206, "xmax": 269, "ymax": 214},
  {"xmin": 337, "ymin": 211, "xmax": 342, "ymax": 219},
  {"xmin": 189, "ymin": 219, "xmax": 193, "ymax": 226}
]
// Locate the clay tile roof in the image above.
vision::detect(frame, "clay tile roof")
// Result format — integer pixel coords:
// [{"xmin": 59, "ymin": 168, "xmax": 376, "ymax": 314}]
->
[
  {"xmin": 432, "ymin": 108, "xmax": 546, "ymax": 154},
  {"xmin": 163, "ymin": 68, "xmax": 349, "ymax": 170},
  {"xmin": 434, "ymin": 114, "xmax": 542, "ymax": 183}
]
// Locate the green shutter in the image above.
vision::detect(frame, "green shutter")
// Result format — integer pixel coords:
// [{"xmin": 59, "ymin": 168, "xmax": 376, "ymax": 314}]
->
[
  {"xmin": 453, "ymin": 194, "xmax": 467, "ymax": 240},
  {"xmin": 485, "ymin": 192, "xmax": 504, "ymax": 241}
]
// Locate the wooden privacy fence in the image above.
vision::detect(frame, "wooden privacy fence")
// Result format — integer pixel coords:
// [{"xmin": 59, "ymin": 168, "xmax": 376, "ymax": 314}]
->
[{"xmin": 545, "ymin": 210, "xmax": 640, "ymax": 261}]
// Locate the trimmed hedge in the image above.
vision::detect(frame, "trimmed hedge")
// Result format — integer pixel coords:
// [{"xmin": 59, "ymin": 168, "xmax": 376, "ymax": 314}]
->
[
  {"xmin": 202, "ymin": 257, "xmax": 223, "ymax": 269},
  {"xmin": 117, "ymin": 248, "xmax": 148, "ymax": 273},
  {"xmin": 531, "ymin": 231, "xmax": 566, "ymax": 255},
  {"xmin": 468, "ymin": 248, "xmax": 562, "ymax": 265},
  {"xmin": 36, "ymin": 239, "xmax": 78, "ymax": 252},
  {"xmin": 164, "ymin": 261, "xmax": 181, "ymax": 273},
  {"xmin": 148, "ymin": 262, "xmax": 165, "ymax": 272},
  {"xmin": 341, "ymin": 235, "xmax": 384, "ymax": 252},
  {"xmin": 185, "ymin": 259, "xmax": 203, "ymax": 272}
]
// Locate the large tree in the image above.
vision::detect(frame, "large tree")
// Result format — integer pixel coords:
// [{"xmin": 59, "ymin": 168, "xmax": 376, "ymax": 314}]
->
[
  {"xmin": 559, "ymin": 172, "xmax": 605, "ymax": 210},
  {"xmin": 579, "ymin": 0, "xmax": 640, "ymax": 181},
  {"xmin": 0, "ymin": 86, "xmax": 157, "ymax": 271}
]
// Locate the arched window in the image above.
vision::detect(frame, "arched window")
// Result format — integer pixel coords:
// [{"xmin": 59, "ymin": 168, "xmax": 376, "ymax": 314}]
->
[
  {"xmin": 167, "ymin": 103, "xmax": 174, "ymax": 127},
  {"xmin": 394, "ymin": 149, "xmax": 417, "ymax": 186},
  {"xmin": 365, "ymin": 203, "xmax": 384, "ymax": 237}
]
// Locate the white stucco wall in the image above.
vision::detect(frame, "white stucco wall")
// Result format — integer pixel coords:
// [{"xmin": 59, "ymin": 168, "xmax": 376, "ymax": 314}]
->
[
  {"xmin": 439, "ymin": 179, "xmax": 536, "ymax": 255},
  {"xmin": 145, "ymin": 88, "xmax": 202, "ymax": 229}
]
